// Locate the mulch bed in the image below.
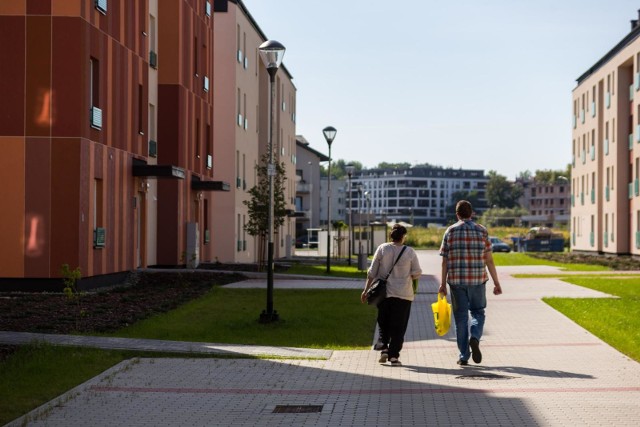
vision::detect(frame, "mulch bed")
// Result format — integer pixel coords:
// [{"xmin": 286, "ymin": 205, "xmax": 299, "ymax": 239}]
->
[{"xmin": 0, "ymin": 271, "xmax": 246, "ymax": 335}]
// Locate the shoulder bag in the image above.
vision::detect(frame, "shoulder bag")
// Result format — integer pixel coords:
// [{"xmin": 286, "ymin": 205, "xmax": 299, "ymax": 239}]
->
[{"xmin": 366, "ymin": 245, "xmax": 407, "ymax": 306}]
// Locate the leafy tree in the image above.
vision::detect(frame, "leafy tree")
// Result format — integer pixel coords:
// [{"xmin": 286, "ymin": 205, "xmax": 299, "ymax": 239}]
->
[
  {"xmin": 320, "ymin": 160, "xmax": 363, "ymax": 179},
  {"xmin": 376, "ymin": 162, "xmax": 412, "ymax": 170},
  {"xmin": 243, "ymin": 153, "xmax": 288, "ymax": 268},
  {"xmin": 533, "ymin": 166, "xmax": 571, "ymax": 184},
  {"xmin": 480, "ymin": 207, "xmax": 529, "ymax": 227},
  {"xmin": 486, "ymin": 170, "xmax": 523, "ymax": 208},
  {"xmin": 445, "ymin": 190, "xmax": 483, "ymax": 223}
]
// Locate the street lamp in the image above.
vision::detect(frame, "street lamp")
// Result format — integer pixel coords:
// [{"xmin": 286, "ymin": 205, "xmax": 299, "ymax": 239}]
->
[
  {"xmin": 345, "ymin": 164, "xmax": 355, "ymax": 266},
  {"xmin": 307, "ymin": 162, "xmax": 313, "ymax": 229},
  {"xmin": 364, "ymin": 190, "xmax": 371, "ymax": 256},
  {"xmin": 258, "ymin": 40, "xmax": 285, "ymax": 323},
  {"xmin": 323, "ymin": 126, "xmax": 337, "ymax": 273},
  {"xmin": 357, "ymin": 183, "xmax": 363, "ymax": 259}
]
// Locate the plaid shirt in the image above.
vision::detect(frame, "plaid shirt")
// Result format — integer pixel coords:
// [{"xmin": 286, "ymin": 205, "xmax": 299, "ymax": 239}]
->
[{"xmin": 439, "ymin": 219, "xmax": 491, "ymax": 286}]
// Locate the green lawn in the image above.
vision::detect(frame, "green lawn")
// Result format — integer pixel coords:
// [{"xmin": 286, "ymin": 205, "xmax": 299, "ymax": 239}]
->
[
  {"xmin": 492, "ymin": 252, "xmax": 608, "ymax": 271},
  {"xmin": 107, "ymin": 288, "xmax": 376, "ymax": 350},
  {"xmin": 0, "ymin": 344, "xmax": 136, "ymax": 425},
  {"xmin": 544, "ymin": 276, "xmax": 640, "ymax": 362}
]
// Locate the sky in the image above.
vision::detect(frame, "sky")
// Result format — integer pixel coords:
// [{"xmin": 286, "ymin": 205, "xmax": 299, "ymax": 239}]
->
[{"xmin": 242, "ymin": 0, "xmax": 639, "ymax": 179}]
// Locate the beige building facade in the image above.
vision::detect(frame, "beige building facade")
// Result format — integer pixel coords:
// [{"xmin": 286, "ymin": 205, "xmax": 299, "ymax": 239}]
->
[
  {"xmin": 571, "ymin": 15, "xmax": 640, "ymax": 254},
  {"xmin": 212, "ymin": 0, "xmax": 297, "ymax": 263}
]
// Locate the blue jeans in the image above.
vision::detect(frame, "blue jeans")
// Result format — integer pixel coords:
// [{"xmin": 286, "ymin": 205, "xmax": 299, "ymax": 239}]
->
[{"xmin": 450, "ymin": 283, "xmax": 487, "ymax": 361}]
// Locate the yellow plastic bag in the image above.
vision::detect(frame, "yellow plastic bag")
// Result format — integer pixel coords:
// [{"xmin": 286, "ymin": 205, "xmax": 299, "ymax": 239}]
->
[{"xmin": 431, "ymin": 292, "xmax": 451, "ymax": 336}]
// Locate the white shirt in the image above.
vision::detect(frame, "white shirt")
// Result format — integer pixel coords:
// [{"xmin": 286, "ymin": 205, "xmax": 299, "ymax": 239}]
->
[{"xmin": 367, "ymin": 243, "xmax": 422, "ymax": 301}]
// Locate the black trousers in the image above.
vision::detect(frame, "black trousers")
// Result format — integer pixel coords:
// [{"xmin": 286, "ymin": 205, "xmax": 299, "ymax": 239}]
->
[{"xmin": 377, "ymin": 297, "xmax": 412, "ymax": 359}]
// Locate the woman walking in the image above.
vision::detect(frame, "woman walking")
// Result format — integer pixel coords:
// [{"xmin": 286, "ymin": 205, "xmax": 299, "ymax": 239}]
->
[{"xmin": 361, "ymin": 224, "xmax": 422, "ymax": 366}]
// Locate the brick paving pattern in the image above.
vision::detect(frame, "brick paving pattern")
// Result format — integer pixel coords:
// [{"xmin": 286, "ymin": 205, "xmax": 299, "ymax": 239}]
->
[{"xmin": 3, "ymin": 251, "xmax": 639, "ymax": 426}]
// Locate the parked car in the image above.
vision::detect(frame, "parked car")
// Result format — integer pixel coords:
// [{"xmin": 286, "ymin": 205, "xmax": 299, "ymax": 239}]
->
[{"xmin": 489, "ymin": 236, "xmax": 511, "ymax": 252}]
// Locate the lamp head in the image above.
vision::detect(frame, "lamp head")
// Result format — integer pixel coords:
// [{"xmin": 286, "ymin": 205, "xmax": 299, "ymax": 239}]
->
[
  {"xmin": 322, "ymin": 126, "xmax": 337, "ymax": 146},
  {"xmin": 345, "ymin": 164, "xmax": 355, "ymax": 177},
  {"xmin": 258, "ymin": 40, "xmax": 286, "ymax": 70}
]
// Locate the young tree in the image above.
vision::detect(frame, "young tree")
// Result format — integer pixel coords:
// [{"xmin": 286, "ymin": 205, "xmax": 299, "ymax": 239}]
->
[{"xmin": 243, "ymin": 152, "xmax": 288, "ymax": 269}]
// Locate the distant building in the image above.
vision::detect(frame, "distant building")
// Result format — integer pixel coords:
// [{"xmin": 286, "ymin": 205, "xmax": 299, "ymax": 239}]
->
[
  {"xmin": 571, "ymin": 11, "xmax": 640, "ymax": 254},
  {"xmin": 349, "ymin": 166, "xmax": 488, "ymax": 226},
  {"xmin": 294, "ymin": 136, "xmax": 329, "ymax": 237},
  {"xmin": 518, "ymin": 178, "xmax": 570, "ymax": 227}
]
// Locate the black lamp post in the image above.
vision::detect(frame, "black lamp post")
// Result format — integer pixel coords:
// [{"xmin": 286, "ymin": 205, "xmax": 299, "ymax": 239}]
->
[
  {"xmin": 345, "ymin": 164, "xmax": 355, "ymax": 266},
  {"xmin": 323, "ymin": 126, "xmax": 337, "ymax": 273},
  {"xmin": 357, "ymin": 183, "xmax": 363, "ymax": 259},
  {"xmin": 258, "ymin": 40, "xmax": 285, "ymax": 323},
  {"xmin": 365, "ymin": 190, "xmax": 371, "ymax": 255}
]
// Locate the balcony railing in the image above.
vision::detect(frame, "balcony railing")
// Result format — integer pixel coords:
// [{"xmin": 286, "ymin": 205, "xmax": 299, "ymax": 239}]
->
[{"xmin": 296, "ymin": 182, "xmax": 311, "ymax": 193}]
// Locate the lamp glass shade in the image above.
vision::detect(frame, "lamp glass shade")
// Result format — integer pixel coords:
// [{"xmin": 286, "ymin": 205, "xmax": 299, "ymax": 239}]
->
[
  {"xmin": 258, "ymin": 40, "xmax": 286, "ymax": 70},
  {"xmin": 345, "ymin": 164, "xmax": 355, "ymax": 176},
  {"xmin": 323, "ymin": 126, "xmax": 337, "ymax": 145}
]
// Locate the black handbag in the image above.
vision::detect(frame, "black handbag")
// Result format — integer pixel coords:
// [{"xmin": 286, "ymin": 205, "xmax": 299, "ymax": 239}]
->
[{"xmin": 366, "ymin": 246, "xmax": 407, "ymax": 306}]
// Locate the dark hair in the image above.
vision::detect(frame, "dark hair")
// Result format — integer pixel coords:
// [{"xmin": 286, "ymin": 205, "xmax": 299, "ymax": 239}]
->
[
  {"xmin": 456, "ymin": 200, "xmax": 473, "ymax": 219},
  {"xmin": 389, "ymin": 224, "xmax": 407, "ymax": 242}
]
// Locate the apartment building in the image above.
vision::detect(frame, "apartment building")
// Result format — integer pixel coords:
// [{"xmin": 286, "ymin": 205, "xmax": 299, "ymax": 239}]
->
[
  {"xmin": 518, "ymin": 178, "xmax": 570, "ymax": 227},
  {"xmin": 349, "ymin": 166, "xmax": 488, "ymax": 226},
  {"xmin": 294, "ymin": 136, "xmax": 329, "ymax": 236},
  {"xmin": 212, "ymin": 0, "xmax": 298, "ymax": 262},
  {"xmin": 1, "ymin": 0, "xmax": 305, "ymax": 287},
  {"xmin": 571, "ymin": 12, "xmax": 640, "ymax": 254}
]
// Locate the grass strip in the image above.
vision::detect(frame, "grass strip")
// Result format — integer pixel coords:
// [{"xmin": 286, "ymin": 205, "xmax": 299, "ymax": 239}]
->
[
  {"xmin": 284, "ymin": 263, "xmax": 367, "ymax": 279},
  {"xmin": 492, "ymin": 252, "xmax": 608, "ymax": 271},
  {"xmin": 544, "ymin": 276, "xmax": 640, "ymax": 362}
]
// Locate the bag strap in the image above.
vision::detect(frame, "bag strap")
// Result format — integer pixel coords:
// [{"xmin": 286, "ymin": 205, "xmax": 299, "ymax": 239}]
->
[{"xmin": 384, "ymin": 245, "xmax": 407, "ymax": 280}]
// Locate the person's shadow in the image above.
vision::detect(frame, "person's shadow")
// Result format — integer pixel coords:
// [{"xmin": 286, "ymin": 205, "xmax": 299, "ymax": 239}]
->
[{"xmin": 403, "ymin": 364, "xmax": 594, "ymax": 379}]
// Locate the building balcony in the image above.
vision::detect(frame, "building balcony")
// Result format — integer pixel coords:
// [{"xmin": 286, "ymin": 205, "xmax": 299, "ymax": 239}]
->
[{"xmin": 296, "ymin": 182, "xmax": 311, "ymax": 193}]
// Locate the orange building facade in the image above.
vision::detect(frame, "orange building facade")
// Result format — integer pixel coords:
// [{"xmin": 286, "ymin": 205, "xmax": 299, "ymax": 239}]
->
[{"xmin": 0, "ymin": 0, "xmax": 231, "ymax": 286}]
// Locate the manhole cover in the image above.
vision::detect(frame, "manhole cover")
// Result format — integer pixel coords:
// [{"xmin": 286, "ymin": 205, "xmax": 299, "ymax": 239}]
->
[
  {"xmin": 272, "ymin": 405, "xmax": 324, "ymax": 414},
  {"xmin": 456, "ymin": 374, "xmax": 517, "ymax": 380}
]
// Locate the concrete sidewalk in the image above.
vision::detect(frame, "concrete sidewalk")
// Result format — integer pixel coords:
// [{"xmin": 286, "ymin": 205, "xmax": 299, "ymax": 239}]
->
[{"xmin": 4, "ymin": 251, "xmax": 640, "ymax": 426}]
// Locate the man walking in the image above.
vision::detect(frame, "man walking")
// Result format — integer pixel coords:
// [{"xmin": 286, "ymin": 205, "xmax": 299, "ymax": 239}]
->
[{"xmin": 438, "ymin": 200, "xmax": 502, "ymax": 365}]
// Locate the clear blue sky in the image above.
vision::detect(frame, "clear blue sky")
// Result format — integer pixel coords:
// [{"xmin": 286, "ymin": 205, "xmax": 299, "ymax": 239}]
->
[{"xmin": 243, "ymin": 0, "xmax": 638, "ymax": 179}]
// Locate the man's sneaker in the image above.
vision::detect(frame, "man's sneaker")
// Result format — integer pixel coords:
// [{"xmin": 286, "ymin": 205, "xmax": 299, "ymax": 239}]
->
[
  {"xmin": 373, "ymin": 340, "xmax": 388, "ymax": 351},
  {"xmin": 378, "ymin": 352, "xmax": 388, "ymax": 364},
  {"xmin": 457, "ymin": 359, "xmax": 468, "ymax": 366},
  {"xmin": 389, "ymin": 357, "xmax": 402, "ymax": 366},
  {"xmin": 469, "ymin": 337, "xmax": 482, "ymax": 364}
]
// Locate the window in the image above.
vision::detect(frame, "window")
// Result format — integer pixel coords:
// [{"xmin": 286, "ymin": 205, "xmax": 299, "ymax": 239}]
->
[
  {"xmin": 206, "ymin": 124, "xmax": 212, "ymax": 169},
  {"xmin": 93, "ymin": 179, "xmax": 105, "ymax": 248},
  {"xmin": 138, "ymin": 84, "xmax": 144, "ymax": 134},
  {"xmin": 90, "ymin": 57, "xmax": 102, "ymax": 129},
  {"xmin": 193, "ymin": 36, "xmax": 198, "ymax": 76},
  {"xmin": 236, "ymin": 25, "xmax": 242, "ymax": 62},
  {"xmin": 237, "ymin": 89, "xmax": 242, "ymax": 126},
  {"xmin": 195, "ymin": 118, "xmax": 200, "ymax": 159},
  {"xmin": 90, "ymin": 58, "xmax": 100, "ymax": 107},
  {"xmin": 95, "ymin": 0, "xmax": 107, "ymax": 14}
]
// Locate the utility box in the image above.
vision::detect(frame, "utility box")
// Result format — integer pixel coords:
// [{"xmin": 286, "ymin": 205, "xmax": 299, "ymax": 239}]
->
[{"xmin": 185, "ymin": 222, "xmax": 200, "ymax": 268}]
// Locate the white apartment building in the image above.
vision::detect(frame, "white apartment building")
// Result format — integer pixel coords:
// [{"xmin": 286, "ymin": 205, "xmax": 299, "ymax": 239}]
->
[{"xmin": 348, "ymin": 166, "xmax": 489, "ymax": 226}]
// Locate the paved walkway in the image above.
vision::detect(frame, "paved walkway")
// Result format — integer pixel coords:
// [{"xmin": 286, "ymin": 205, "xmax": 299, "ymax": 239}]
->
[{"xmin": 3, "ymin": 251, "xmax": 640, "ymax": 426}]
